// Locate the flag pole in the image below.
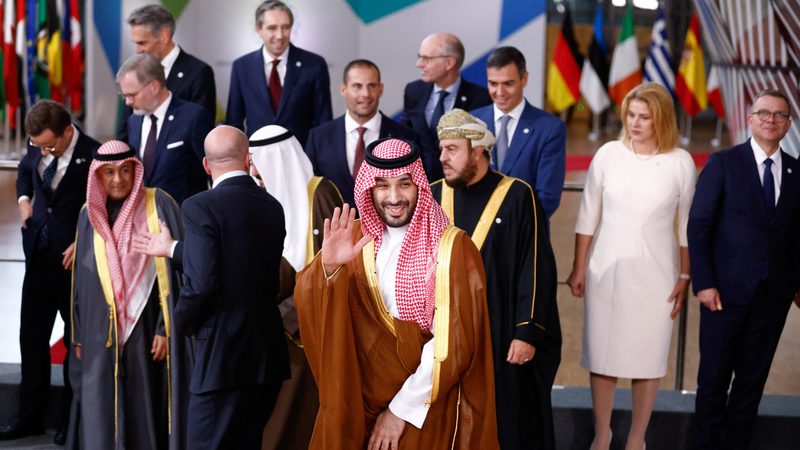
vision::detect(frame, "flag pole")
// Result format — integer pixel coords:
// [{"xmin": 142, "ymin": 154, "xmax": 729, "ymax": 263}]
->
[
  {"xmin": 588, "ymin": 112, "xmax": 601, "ymax": 141},
  {"xmin": 681, "ymin": 113, "xmax": 692, "ymax": 146},
  {"xmin": 711, "ymin": 118, "xmax": 723, "ymax": 147},
  {"xmin": 4, "ymin": 105, "xmax": 9, "ymax": 158}
]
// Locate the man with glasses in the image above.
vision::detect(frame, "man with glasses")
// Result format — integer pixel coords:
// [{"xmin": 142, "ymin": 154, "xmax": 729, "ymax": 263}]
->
[
  {"xmin": 117, "ymin": 53, "xmax": 213, "ymax": 206},
  {"xmin": 689, "ymin": 89, "xmax": 800, "ymax": 449},
  {"xmin": 401, "ymin": 32, "xmax": 491, "ymax": 181},
  {"xmin": 1, "ymin": 100, "xmax": 99, "ymax": 445}
]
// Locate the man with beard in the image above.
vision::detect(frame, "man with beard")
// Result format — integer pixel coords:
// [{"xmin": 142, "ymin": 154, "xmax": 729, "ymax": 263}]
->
[
  {"xmin": 305, "ymin": 59, "xmax": 417, "ymax": 208},
  {"xmin": 431, "ymin": 109, "xmax": 561, "ymax": 450},
  {"xmin": 68, "ymin": 140, "xmax": 188, "ymax": 449},
  {"xmin": 117, "ymin": 53, "xmax": 213, "ymax": 205},
  {"xmin": 294, "ymin": 138, "xmax": 499, "ymax": 449}
]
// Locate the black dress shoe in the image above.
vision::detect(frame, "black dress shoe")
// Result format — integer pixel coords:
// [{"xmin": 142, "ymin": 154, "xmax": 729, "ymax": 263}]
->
[
  {"xmin": 0, "ymin": 421, "xmax": 45, "ymax": 440},
  {"xmin": 53, "ymin": 426, "xmax": 67, "ymax": 445}
]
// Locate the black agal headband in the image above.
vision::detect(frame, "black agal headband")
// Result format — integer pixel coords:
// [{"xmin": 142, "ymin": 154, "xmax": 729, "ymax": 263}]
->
[
  {"xmin": 364, "ymin": 138, "xmax": 422, "ymax": 169},
  {"xmin": 93, "ymin": 149, "xmax": 136, "ymax": 161},
  {"xmin": 248, "ymin": 129, "xmax": 294, "ymax": 147}
]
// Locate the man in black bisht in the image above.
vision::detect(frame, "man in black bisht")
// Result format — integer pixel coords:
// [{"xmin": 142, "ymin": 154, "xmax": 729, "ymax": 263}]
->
[{"xmin": 430, "ymin": 108, "xmax": 561, "ymax": 450}]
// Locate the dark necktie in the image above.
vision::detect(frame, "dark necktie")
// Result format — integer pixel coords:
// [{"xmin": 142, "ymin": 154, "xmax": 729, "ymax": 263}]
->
[
  {"xmin": 494, "ymin": 115, "xmax": 511, "ymax": 170},
  {"xmin": 268, "ymin": 59, "xmax": 282, "ymax": 114},
  {"xmin": 41, "ymin": 156, "xmax": 59, "ymax": 197},
  {"xmin": 429, "ymin": 90, "xmax": 449, "ymax": 131},
  {"xmin": 763, "ymin": 158, "xmax": 775, "ymax": 215},
  {"xmin": 143, "ymin": 115, "xmax": 158, "ymax": 179},
  {"xmin": 353, "ymin": 127, "xmax": 367, "ymax": 178}
]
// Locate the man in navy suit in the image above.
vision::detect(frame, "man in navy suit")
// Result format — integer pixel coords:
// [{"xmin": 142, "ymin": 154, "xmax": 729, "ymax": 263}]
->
[
  {"xmin": 226, "ymin": 0, "xmax": 332, "ymax": 146},
  {"xmin": 118, "ymin": 4, "xmax": 216, "ymax": 142},
  {"xmin": 306, "ymin": 59, "xmax": 418, "ymax": 207},
  {"xmin": 401, "ymin": 32, "xmax": 492, "ymax": 181},
  {"xmin": 689, "ymin": 90, "xmax": 800, "ymax": 450},
  {"xmin": 472, "ymin": 46, "xmax": 565, "ymax": 219},
  {"xmin": 175, "ymin": 125, "xmax": 289, "ymax": 449},
  {"xmin": 0, "ymin": 101, "xmax": 99, "ymax": 445},
  {"xmin": 118, "ymin": 53, "xmax": 213, "ymax": 206}
]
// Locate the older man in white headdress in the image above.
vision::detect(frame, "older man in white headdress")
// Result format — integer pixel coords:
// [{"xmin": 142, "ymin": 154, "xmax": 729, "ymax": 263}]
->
[{"xmin": 248, "ymin": 125, "xmax": 342, "ymax": 450}]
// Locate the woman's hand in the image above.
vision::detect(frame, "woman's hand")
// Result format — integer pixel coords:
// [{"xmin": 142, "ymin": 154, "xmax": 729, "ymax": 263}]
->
[
  {"xmin": 668, "ymin": 278, "xmax": 690, "ymax": 319},
  {"xmin": 567, "ymin": 268, "xmax": 586, "ymax": 298}
]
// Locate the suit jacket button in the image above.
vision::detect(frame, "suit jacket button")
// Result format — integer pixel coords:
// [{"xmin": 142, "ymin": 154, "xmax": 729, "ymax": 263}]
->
[{"xmin": 46, "ymin": 207, "xmax": 52, "ymax": 213}]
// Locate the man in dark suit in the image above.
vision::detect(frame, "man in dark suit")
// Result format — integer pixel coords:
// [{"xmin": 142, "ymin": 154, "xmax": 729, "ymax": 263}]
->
[
  {"xmin": 174, "ymin": 125, "xmax": 289, "ymax": 449},
  {"xmin": 401, "ymin": 32, "xmax": 492, "ymax": 180},
  {"xmin": 472, "ymin": 46, "xmax": 565, "ymax": 219},
  {"xmin": 0, "ymin": 100, "xmax": 99, "ymax": 445},
  {"xmin": 117, "ymin": 53, "xmax": 213, "ymax": 206},
  {"xmin": 118, "ymin": 4, "xmax": 216, "ymax": 142},
  {"xmin": 226, "ymin": 0, "xmax": 332, "ymax": 146},
  {"xmin": 305, "ymin": 59, "xmax": 418, "ymax": 207},
  {"xmin": 688, "ymin": 90, "xmax": 800, "ymax": 450}
]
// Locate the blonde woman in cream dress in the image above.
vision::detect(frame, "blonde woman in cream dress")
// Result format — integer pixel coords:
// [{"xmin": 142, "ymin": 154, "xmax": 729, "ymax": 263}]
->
[{"xmin": 567, "ymin": 83, "xmax": 697, "ymax": 450}]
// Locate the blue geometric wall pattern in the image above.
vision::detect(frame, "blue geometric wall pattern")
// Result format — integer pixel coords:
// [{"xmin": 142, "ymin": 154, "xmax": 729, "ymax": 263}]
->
[
  {"xmin": 345, "ymin": 0, "xmax": 424, "ymax": 24},
  {"xmin": 500, "ymin": 0, "xmax": 546, "ymax": 40}
]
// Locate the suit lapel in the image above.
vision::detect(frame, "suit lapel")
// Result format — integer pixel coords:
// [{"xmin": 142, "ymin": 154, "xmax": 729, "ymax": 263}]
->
[
  {"xmin": 454, "ymin": 82, "xmax": 470, "ymax": 109},
  {"xmin": 772, "ymin": 150, "xmax": 796, "ymax": 223},
  {"xmin": 280, "ymin": 45, "xmax": 300, "ymax": 117},
  {"xmin": 254, "ymin": 49, "xmax": 273, "ymax": 118},
  {"xmin": 333, "ymin": 117, "xmax": 352, "ymax": 183},
  {"xmin": 739, "ymin": 141, "xmax": 770, "ymax": 222},
  {"xmin": 166, "ymin": 49, "xmax": 186, "ymax": 91},
  {"xmin": 150, "ymin": 100, "xmax": 179, "ymax": 181},
  {"xmin": 502, "ymin": 103, "xmax": 535, "ymax": 173},
  {"xmin": 130, "ymin": 115, "xmax": 143, "ymax": 154}
]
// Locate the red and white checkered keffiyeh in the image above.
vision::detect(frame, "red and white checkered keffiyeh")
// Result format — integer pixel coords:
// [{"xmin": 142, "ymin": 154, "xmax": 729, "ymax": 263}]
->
[
  {"xmin": 353, "ymin": 139, "xmax": 449, "ymax": 330},
  {"xmin": 86, "ymin": 140, "xmax": 149, "ymax": 346}
]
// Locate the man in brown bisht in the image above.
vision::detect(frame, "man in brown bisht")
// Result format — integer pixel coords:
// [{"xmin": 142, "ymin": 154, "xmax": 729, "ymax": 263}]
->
[{"xmin": 295, "ymin": 138, "xmax": 499, "ymax": 450}]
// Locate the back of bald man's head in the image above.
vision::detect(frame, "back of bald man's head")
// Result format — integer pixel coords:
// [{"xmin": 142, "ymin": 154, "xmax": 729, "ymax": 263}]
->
[{"xmin": 204, "ymin": 125, "xmax": 249, "ymax": 166}]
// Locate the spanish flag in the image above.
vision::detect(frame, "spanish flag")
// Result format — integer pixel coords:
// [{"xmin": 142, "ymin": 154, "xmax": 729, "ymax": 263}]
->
[
  {"xmin": 676, "ymin": 13, "xmax": 707, "ymax": 117},
  {"xmin": 546, "ymin": 5, "xmax": 582, "ymax": 113}
]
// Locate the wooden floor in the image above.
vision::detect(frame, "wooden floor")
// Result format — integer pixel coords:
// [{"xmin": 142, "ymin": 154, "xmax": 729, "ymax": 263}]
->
[{"xmin": 0, "ymin": 119, "xmax": 798, "ymax": 395}]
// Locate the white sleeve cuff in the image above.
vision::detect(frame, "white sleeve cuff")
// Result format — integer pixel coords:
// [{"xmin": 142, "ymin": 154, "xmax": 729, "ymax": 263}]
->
[
  {"xmin": 388, "ymin": 337, "xmax": 434, "ymax": 429},
  {"xmin": 169, "ymin": 241, "xmax": 179, "ymax": 259},
  {"xmin": 18, "ymin": 195, "xmax": 30, "ymax": 204}
]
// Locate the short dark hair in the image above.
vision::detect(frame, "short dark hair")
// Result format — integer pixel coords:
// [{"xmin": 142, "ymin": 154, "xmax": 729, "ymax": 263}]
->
[
  {"xmin": 127, "ymin": 4, "xmax": 176, "ymax": 38},
  {"xmin": 342, "ymin": 59, "xmax": 381, "ymax": 84},
  {"xmin": 25, "ymin": 100, "xmax": 72, "ymax": 137},
  {"xmin": 752, "ymin": 89, "xmax": 792, "ymax": 116},
  {"xmin": 116, "ymin": 53, "xmax": 167, "ymax": 88},
  {"xmin": 256, "ymin": 1, "xmax": 294, "ymax": 28},
  {"xmin": 486, "ymin": 46, "xmax": 527, "ymax": 77}
]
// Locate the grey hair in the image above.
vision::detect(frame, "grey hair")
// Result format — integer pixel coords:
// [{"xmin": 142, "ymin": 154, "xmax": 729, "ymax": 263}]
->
[
  {"xmin": 127, "ymin": 4, "xmax": 176, "ymax": 38},
  {"xmin": 116, "ymin": 53, "xmax": 166, "ymax": 87},
  {"xmin": 255, "ymin": 1, "xmax": 294, "ymax": 28}
]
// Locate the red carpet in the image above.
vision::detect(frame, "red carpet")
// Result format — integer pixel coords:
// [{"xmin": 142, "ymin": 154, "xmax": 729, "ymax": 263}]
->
[
  {"xmin": 50, "ymin": 337, "xmax": 66, "ymax": 364},
  {"xmin": 566, "ymin": 152, "xmax": 711, "ymax": 171}
]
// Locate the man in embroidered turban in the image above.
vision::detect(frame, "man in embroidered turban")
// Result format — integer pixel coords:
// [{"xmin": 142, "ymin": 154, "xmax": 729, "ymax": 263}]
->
[
  {"xmin": 68, "ymin": 140, "xmax": 188, "ymax": 449},
  {"xmin": 295, "ymin": 138, "xmax": 499, "ymax": 449},
  {"xmin": 432, "ymin": 108, "xmax": 560, "ymax": 450},
  {"xmin": 248, "ymin": 125, "xmax": 342, "ymax": 450}
]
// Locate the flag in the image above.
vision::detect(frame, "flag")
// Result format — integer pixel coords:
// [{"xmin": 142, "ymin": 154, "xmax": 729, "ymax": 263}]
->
[
  {"xmin": 4, "ymin": 0, "xmax": 20, "ymax": 128},
  {"xmin": 643, "ymin": 9, "xmax": 675, "ymax": 95},
  {"xmin": 546, "ymin": 5, "xmax": 583, "ymax": 112},
  {"xmin": 608, "ymin": 5, "xmax": 641, "ymax": 108},
  {"xmin": 579, "ymin": 4, "xmax": 611, "ymax": 113},
  {"xmin": 25, "ymin": 0, "xmax": 37, "ymax": 103},
  {"xmin": 675, "ymin": 13, "xmax": 707, "ymax": 116},
  {"xmin": 707, "ymin": 65, "xmax": 724, "ymax": 118},
  {"xmin": 34, "ymin": 0, "xmax": 60, "ymax": 101},
  {"xmin": 0, "ymin": 1, "xmax": 6, "ymax": 119},
  {"xmin": 62, "ymin": 0, "xmax": 81, "ymax": 111}
]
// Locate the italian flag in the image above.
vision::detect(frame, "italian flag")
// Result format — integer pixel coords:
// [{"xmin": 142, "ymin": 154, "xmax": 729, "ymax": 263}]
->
[{"xmin": 608, "ymin": 6, "xmax": 641, "ymax": 108}]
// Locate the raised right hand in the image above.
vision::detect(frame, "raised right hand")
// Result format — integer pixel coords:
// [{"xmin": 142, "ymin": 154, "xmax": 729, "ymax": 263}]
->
[
  {"xmin": 18, "ymin": 199, "xmax": 32, "ymax": 228},
  {"xmin": 321, "ymin": 204, "xmax": 371, "ymax": 275}
]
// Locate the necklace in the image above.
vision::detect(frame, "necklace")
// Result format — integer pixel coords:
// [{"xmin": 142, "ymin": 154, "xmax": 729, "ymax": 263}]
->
[{"xmin": 630, "ymin": 139, "xmax": 658, "ymax": 160}]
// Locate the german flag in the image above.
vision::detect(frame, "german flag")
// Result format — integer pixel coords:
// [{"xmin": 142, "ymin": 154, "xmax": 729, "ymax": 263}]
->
[{"xmin": 547, "ymin": 5, "xmax": 583, "ymax": 112}]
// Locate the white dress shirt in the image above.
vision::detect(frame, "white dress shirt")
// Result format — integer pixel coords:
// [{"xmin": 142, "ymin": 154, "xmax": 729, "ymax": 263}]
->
[
  {"xmin": 492, "ymin": 99, "xmax": 526, "ymax": 147},
  {"xmin": 375, "ymin": 225, "xmax": 434, "ymax": 429},
  {"xmin": 212, "ymin": 170, "xmax": 249, "ymax": 189},
  {"xmin": 139, "ymin": 93, "xmax": 173, "ymax": 159},
  {"xmin": 344, "ymin": 111, "xmax": 381, "ymax": 173},
  {"xmin": 263, "ymin": 46, "xmax": 289, "ymax": 87},
  {"xmin": 751, "ymin": 138, "xmax": 782, "ymax": 204},
  {"xmin": 161, "ymin": 45, "xmax": 181, "ymax": 80},
  {"xmin": 424, "ymin": 77, "xmax": 461, "ymax": 126}
]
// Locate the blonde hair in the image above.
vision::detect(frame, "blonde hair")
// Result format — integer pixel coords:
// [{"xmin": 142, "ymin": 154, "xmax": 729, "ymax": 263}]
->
[{"xmin": 620, "ymin": 83, "xmax": 679, "ymax": 152}]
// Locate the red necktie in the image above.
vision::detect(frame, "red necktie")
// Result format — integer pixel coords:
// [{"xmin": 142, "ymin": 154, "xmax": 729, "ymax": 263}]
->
[
  {"xmin": 268, "ymin": 59, "xmax": 282, "ymax": 114},
  {"xmin": 352, "ymin": 127, "xmax": 366, "ymax": 178}
]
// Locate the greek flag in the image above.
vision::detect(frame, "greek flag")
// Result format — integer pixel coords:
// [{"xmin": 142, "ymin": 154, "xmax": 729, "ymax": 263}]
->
[{"xmin": 644, "ymin": 9, "xmax": 675, "ymax": 95}]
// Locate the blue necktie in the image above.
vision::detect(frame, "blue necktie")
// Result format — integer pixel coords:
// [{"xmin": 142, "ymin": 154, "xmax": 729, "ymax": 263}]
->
[
  {"xmin": 429, "ymin": 90, "xmax": 449, "ymax": 131},
  {"xmin": 41, "ymin": 156, "xmax": 59, "ymax": 197},
  {"xmin": 493, "ymin": 115, "xmax": 511, "ymax": 170},
  {"xmin": 763, "ymin": 158, "xmax": 775, "ymax": 216}
]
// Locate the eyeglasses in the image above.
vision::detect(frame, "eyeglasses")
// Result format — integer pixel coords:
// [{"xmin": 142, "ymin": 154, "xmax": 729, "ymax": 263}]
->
[
  {"xmin": 751, "ymin": 110, "xmax": 791, "ymax": 122},
  {"xmin": 118, "ymin": 83, "xmax": 148, "ymax": 100},
  {"xmin": 417, "ymin": 54, "xmax": 452, "ymax": 64},
  {"xmin": 29, "ymin": 134, "xmax": 63, "ymax": 153}
]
